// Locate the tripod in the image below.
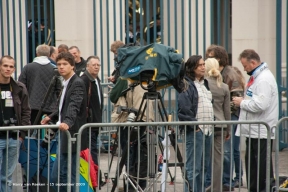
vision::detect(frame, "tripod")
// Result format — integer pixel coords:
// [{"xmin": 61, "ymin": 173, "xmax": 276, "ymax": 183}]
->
[{"xmin": 111, "ymin": 82, "xmax": 190, "ymax": 192}]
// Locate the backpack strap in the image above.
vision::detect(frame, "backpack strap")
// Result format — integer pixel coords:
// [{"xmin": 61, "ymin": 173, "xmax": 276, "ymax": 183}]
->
[{"xmin": 88, "ymin": 82, "xmax": 92, "ymax": 106}]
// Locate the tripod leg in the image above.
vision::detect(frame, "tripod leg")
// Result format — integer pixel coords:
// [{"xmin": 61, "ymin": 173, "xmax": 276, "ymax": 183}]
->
[
  {"xmin": 158, "ymin": 136, "xmax": 174, "ymax": 182},
  {"xmin": 158, "ymin": 104, "xmax": 167, "ymax": 122},
  {"xmin": 158, "ymin": 92, "xmax": 168, "ymax": 121},
  {"xmin": 111, "ymin": 141, "xmax": 128, "ymax": 192},
  {"xmin": 135, "ymin": 92, "xmax": 147, "ymax": 121},
  {"xmin": 108, "ymin": 132, "xmax": 119, "ymax": 172}
]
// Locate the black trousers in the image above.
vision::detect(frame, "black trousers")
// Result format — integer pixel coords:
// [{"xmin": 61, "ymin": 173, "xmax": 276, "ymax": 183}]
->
[
  {"xmin": 245, "ymin": 138, "xmax": 273, "ymax": 192},
  {"xmin": 88, "ymin": 130, "xmax": 99, "ymax": 165}
]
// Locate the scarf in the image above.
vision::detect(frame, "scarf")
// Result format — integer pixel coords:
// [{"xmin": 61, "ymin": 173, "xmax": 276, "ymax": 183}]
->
[{"xmin": 246, "ymin": 62, "xmax": 268, "ymax": 89}]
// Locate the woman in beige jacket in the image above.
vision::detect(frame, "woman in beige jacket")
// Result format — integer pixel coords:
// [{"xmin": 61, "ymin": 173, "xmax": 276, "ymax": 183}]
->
[{"xmin": 205, "ymin": 58, "xmax": 231, "ymax": 192}]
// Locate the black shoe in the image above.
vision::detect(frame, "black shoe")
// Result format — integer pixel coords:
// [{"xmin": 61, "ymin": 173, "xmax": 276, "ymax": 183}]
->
[
  {"xmin": 223, "ymin": 185, "xmax": 234, "ymax": 191},
  {"xmin": 234, "ymin": 180, "xmax": 243, "ymax": 188}
]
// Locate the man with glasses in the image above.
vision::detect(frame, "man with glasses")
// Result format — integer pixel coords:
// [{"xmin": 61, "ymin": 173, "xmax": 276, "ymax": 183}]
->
[{"xmin": 80, "ymin": 56, "xmax": 103, "ymax": 165}]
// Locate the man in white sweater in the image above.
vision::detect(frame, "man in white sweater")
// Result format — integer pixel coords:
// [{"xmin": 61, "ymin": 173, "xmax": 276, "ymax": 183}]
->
[{"xmin": 233, "ymin": 49, "xmax": 278, "ymax": 192}]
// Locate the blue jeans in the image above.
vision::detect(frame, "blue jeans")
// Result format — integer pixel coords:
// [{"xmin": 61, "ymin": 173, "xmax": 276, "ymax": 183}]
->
[
  {"xmin": 185, "ymin": 130, "xmax": 203, "ymax": 192},
  {"xmin": 223, "ymin": 114, "xmax": 243, "ymax": 186},
  {"xmin": 51, "ymin": 151, "xmax": 77, "ymax": 192},
  {"xmin": 0, "ymin": 138, "xmax": 21, "ymax": 192},
  {"xmin": 203, "ymin": 135, "xmax": 212, "ymax": 188},
  {"xmin": 204, "ymin": 135, "xmax": 212, "ymax": 188}
]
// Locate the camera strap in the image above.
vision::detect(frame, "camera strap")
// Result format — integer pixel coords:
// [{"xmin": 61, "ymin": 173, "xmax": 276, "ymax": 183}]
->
[
  {"xmin": 88, "ymin": 82, "xmax": 91, "ymax": 106},
  {"xmin": 86, "ymin": 82, "xmax": 92, "ymax": 118},
  {"xmin": 0, "ymin": 90, "xmax": 5, "ymax": 123}
]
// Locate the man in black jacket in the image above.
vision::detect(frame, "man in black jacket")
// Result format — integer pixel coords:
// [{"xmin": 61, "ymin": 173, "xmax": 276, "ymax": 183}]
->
[
  {"xmin": 80, "ymin": 55, "xmax": 103, "ymax": 165},
  {"xmin": 68, "ymin": 46, "xmax": 86, "ymax": 76},
  {"xmin": 41, "ymin": 52, "xmax": 87, "ymax": 192}
]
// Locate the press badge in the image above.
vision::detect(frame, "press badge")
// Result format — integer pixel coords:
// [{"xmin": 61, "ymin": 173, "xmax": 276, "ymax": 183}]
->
[
  {"xmin": 4, "ymin": 91, "xmax": 13, "ymax": 107},
  {"xmin": 245, "ymin": 89, "xmax": 253, "ymax": 100},
  {"xmin": 5, "ymin": 98, "xmax": 14, "ymax": 107}
]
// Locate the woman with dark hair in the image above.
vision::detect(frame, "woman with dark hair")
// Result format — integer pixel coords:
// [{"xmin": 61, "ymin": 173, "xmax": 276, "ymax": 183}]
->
[{"xmin": 178, "ymin": 55, "xmax": 214, "ymax": 192}]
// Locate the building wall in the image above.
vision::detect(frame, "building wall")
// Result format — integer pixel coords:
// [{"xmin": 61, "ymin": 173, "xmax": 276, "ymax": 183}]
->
[
  {"xmin": 232, "ymin": 0, "xmax": 277, "ymax": 150},
  {"xmin": 232, "ymin": 0, "xmax": 276, "ymax": 81},
  {"xmin": 54, "ymin": 0, "xmax": 125, "ymax": 81},
  {"xmin": 54, "ymin": 0, "xmax": 212, "ymax": 80}
]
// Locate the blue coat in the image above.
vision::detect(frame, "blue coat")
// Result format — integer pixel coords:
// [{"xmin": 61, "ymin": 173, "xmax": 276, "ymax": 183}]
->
[{"xmin": 178, "ymin": 76, "xmax": 210, "ymax": 131}]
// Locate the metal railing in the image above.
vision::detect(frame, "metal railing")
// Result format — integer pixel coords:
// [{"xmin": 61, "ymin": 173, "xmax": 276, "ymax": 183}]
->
[
  {"xmin": 75, "ymin": 120, "xmax": 273, "ymax": 192},
  {"xmin": 0, "ymin": 125, "xmax": 72, "ymax": 192},
  {"xmin": 0, "ymin": 120, "xmax": 284, "ymax": 191},
  {"xmin": 275, "ymin": 117, "xmax": 288, "ymax": 192}
]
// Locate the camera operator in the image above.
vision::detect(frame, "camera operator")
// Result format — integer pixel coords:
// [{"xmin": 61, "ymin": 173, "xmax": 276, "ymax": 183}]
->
[
  {"xmin": 0, "ymin": 56, "xmax": 31, "ymax": 192},
  {"xmin": 109, "ymin": 41, "xmax": 154, "ymax": 191}
]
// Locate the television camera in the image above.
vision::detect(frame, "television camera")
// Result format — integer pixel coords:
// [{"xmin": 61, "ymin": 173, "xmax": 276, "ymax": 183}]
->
[{"xmin": 113, "ymin": 43, "xmax": 185, "ymax": 93}]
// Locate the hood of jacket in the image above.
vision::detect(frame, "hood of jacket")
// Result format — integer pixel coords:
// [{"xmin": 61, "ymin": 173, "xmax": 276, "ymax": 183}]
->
[{"xmin": 33, "ymin": 56, "xmax": 51, "ymax": 65}]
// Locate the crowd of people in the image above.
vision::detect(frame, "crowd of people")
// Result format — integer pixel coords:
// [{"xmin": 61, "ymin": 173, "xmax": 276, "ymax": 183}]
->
[
  {"xmin": 178, "ymin": 45, "xmax": 278, "ymax": 192},
  {"xmin": 0, "ymin": 41, "xmax": 278, "ymax": 192}
]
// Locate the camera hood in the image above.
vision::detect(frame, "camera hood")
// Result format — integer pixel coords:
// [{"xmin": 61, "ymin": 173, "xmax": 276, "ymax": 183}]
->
[{"xmin": 116, "ymin": 43, "xmax": 185, "ymax": 92}]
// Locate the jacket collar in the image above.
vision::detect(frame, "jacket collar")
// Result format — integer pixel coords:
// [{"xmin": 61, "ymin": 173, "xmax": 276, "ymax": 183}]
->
[
  {"xmin": 84, "ymin": 70, "xmax": 96, "ymax": 82},
  {"xmin": 65, "ymin": 74, "xmax": 77, "ymax": 89},
  {"xmin": 48, "ymin": 58, "xmax": 56, "ymax": 67},
  {"xmin": 10, "ymin": 77, "xmax": 21, "ymax": 96},
  {"xmin": 185, "ymin": 76, "xmax": 209, "ymax": 90}
]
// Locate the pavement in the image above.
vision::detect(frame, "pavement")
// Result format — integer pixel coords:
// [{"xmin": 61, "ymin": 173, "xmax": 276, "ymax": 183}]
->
[
  {"xmin": 96, "ymin": 144, "xmax": 288, "ymax": 192},
  {"xmin": 11, "ymin": 143, "xmax": 288, "ymax": 192}
]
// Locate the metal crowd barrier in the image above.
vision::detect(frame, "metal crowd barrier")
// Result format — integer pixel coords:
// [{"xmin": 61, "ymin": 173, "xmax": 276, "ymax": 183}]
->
[
  {"xmin": 0, "ymin": 125, "xmax": 72, "ymax": 192},
  {"xmin": 275, "ymin": 117, "xmax": 288, "ymax": 192},
  {"xmin": 75, "ymin": 120, "xmax": 273, "ymax": 192},
  {"xmin": 0, "ymin": 120, "xmax": 277, "ymax": 192}
]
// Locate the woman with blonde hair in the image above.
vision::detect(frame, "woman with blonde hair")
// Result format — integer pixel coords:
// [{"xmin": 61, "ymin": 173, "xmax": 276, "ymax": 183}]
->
[{"xmin": 205, "ymin": 58, "xmax": 231, "ymax": 192}]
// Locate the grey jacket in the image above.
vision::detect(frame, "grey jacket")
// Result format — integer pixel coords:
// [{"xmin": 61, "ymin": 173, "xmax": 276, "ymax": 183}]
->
[
  {"xmin": 18, "ymin": 60, "xmax": 62, "ymax": 112},
  {"xmin": 206, "ymin": 77, "xmax": 231, "ymax": 133}
]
